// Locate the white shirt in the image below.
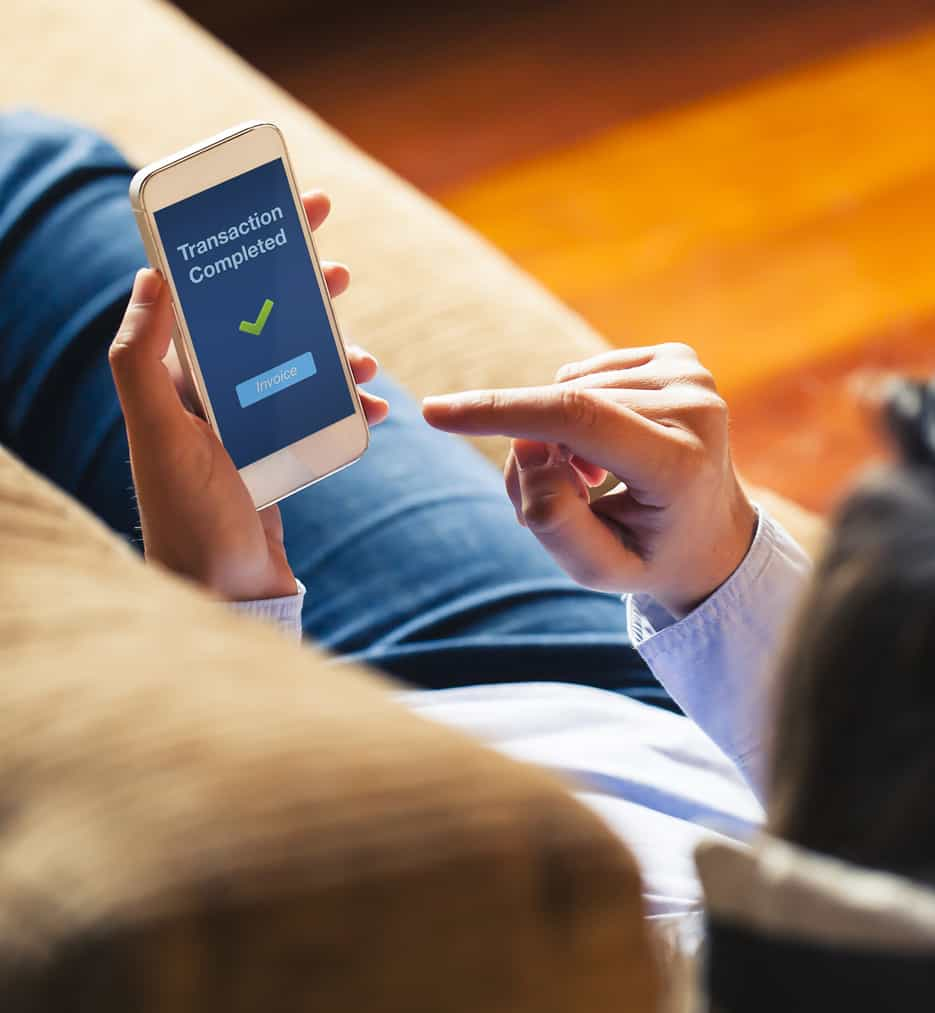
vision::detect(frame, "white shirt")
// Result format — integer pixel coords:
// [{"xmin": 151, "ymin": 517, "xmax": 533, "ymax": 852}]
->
[{"xmin": 237, "ymin": 510, "xmax": 811, "ymax": 919}]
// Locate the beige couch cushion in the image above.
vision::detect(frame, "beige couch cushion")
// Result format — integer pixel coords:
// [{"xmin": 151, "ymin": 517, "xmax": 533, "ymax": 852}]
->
[{"xmin": 0, "ymin": 441, "xmax": 658, "ymax": 1009}]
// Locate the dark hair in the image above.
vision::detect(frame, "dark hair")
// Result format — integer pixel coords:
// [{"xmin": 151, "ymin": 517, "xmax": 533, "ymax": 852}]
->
[{"xmin": 768, "ymin": 378, "xmax": 935, "ymax": 878}]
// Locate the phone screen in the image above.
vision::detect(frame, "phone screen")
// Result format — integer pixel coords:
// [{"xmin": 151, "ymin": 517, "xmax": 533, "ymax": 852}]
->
[{"xmin": 154, "ymin": 158, "xmax": 355, "ymax": 470}]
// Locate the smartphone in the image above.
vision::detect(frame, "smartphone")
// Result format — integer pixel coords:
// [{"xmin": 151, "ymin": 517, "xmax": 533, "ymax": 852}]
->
[{"xmin": 129, "ymin": 121, "xmax": 369, "ymax": 509}]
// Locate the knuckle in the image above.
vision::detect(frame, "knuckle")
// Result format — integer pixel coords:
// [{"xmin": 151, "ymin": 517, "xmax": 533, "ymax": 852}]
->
[
  {"xmin": 708, "ymin": 392, "xmax": 728, "ymax": 417},
  {"xmin": 483, "ymin": 389, "xmax": 504, "ymax": 415},
  {"xmin": 697, "ymin": 391, "xmax": 729, "ymax": 426},
  {"xmin": 653, "ymin": 359, "xmax": 717, "ymax": 394},
  {"xmin": 685, "ymin": 388, "xmax": 727, "ymax": 415},
  {"xmin": 522, "ymin": 491, "xmax": 567, "ymax": 533},
  {"xmin": 558, "ymin": 388, "xmax": 600, "ymax": 429},
  {"xmin": 658, "ymin": 341, "xmax": 698, "ymax": 362},
  {"xmin": 694, "ymin": 365, "xmax": 718, "ymax": 391},
  {"xmin": 668, "ymin": 433, "xmax": 708, "ymax": 480},
  {"xmin": 107, "ymin": 335, "xmax": 135, "ymax": 370},
  {"xmin": 668, "ymin": 394, "xmax": 728, "ymax": 455}
]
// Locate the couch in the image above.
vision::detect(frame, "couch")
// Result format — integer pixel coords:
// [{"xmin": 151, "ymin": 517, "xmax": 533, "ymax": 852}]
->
[{"xmin": 0, "ymin": 0, "xmax": 823, "ymax": 1008}]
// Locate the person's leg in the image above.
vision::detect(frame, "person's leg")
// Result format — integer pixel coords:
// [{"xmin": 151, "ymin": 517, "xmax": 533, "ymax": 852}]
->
[
  {"xmin": 0, "ymin": 110, "xmax": 144, "ymax": 537},
  {"xmin": 280, "ymin": 374, "xmax": 672, "ymax": 705},
  {"xmin": 0, "ymin": 112, "xmax": 671, "ymax": 708}
]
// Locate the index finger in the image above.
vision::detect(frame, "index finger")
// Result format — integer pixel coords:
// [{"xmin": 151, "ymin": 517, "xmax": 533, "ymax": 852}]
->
[{"xmin": 422, "ymin": 385, "xmax": 677, "ymax": 482}]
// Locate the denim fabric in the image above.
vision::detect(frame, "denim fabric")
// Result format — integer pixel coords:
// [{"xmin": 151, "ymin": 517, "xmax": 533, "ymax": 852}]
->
[{"xmin": 0, "ymin": 111, "xmax": 670, "ymax": 706}]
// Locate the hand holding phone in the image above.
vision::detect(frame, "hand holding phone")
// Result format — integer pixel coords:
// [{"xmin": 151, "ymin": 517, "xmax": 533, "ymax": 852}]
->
[
  {"xmin": 110, "ymin": 192, "xmax": 388, "ymax": 601},
  {"xmin": 130, "ymin": 122, "xmax": 373, "ymax": 509}
]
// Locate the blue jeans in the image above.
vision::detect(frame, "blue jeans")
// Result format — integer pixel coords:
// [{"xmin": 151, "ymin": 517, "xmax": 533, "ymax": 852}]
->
[{"xmin": 0, "ymin": 111, "xmax": 671, "ymax": 707}]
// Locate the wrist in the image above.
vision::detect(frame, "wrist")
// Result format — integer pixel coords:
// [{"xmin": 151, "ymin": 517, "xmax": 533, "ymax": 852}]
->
[
  {"xmin": 208, "ymin": 560, "xmax": 298, "ymax": 603},
  {"xmin": 656, "ymin": 484, "xmax": 758, "ymax": 617},
  {"xmin": 145, "ymin": 544, "xmax": 297, "ymax": 603}
]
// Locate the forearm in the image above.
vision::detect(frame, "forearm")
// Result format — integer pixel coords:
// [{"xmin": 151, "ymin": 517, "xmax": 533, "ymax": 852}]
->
[{"xmin": 627, "ymin": 509, "xmax": 811, "ymax": 799}]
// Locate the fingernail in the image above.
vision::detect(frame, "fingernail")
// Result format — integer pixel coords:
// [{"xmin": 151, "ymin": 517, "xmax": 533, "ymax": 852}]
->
[
  {"xmin": 423, "ymin": 392, "xmax": 468, "ymax": 407},
  {"xmin": 422, "ymin": 393, "xmax": 472, "ymax": 414},
  {"xmin": 513, "ymin": 440, "xmax": 550, "ymax": 470},
  {"xmin": 131, "ymin": 268, "xmax": 162, "ymax": 304}
]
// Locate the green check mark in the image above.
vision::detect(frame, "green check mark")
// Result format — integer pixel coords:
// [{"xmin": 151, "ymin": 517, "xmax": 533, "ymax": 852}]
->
[{"xmin": 239, "ymin": 298, "xmax": 274, "ymax": 336}]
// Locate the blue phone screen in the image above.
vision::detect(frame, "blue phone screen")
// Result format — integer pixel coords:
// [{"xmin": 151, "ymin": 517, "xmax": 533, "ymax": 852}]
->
[{"xmin": 155, "ymin": 158, "xmax": 354, "ymax": 470}]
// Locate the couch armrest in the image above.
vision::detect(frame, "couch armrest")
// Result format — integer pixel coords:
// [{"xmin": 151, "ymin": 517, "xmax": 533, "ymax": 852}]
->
[{"xmin": 0, "ymin": 444, "xmax": 658, "ymax": 1012}]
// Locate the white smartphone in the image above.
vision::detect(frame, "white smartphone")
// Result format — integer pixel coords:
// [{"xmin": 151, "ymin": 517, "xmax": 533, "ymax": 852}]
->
[{"xmin": 129, "ymin": 121, "xmax": 369, "ymax": 509}]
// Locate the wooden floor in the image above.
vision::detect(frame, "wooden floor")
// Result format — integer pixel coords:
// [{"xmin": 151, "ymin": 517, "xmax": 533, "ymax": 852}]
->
[
  {"xmin": 188, "ymin": 0, "xmax": 935, "ymax": 511},
  {"xmin": 441, "ymin": 29, "xmax": 935, "ymax": 509}
]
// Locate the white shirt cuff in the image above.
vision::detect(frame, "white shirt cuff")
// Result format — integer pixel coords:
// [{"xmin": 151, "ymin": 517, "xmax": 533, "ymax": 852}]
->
[
  {"xmin": 626, "ymin": 510, "xmax": 811, "ymax": 797},
  {"xmin": 229, "ymin": 580, "xmax": 305, "ymax": 640}
]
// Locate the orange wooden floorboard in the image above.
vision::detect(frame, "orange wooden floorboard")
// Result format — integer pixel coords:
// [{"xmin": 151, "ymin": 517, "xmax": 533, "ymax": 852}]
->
[
  {"xmin": 731, "ymin": 316, "xmax": 935, "ymax": 512},
  {"xmin": 438, "ymin": 28, "xmax": 935, "ymax": 509},
  {"xmin": 440, "ymin": 28, "xmax": 935, "ymax": 395},
  {"xmin": 209, "ymin": 1, "xmax": 935, "ymax": 195}
]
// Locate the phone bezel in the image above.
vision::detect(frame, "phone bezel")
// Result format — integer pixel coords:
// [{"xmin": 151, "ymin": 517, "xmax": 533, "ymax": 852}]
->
[{"xmin": 130, "ymin": 121, "xmax": 369, "ymax": 510}]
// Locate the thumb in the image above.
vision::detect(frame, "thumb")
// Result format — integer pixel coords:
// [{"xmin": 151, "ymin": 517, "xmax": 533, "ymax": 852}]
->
[
  {"xmin": 109, "ymin": 269, "xmax": 188, "ymax": 440},
  {"xmin": 513, "ymin": 440, "xmax": 643, "ymax": 591}
]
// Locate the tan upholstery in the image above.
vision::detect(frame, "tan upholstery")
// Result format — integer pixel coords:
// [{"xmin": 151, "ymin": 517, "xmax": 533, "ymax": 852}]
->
[{"xmin": 0, "ymin": 443, "xmax": 659, "ymax": 1008}]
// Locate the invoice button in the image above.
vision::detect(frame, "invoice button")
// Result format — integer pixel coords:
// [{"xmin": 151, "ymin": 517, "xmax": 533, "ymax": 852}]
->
[{"xmin": 236, "ymin": 352, "xmax": 317, "ymax": 408}]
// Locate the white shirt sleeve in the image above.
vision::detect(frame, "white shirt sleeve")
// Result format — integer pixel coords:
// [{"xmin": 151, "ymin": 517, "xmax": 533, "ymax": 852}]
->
[
  {"xmin": 229, "ymin": 580, "xmax": 305, "ymax": 640},
  {"xmin": 627, "ymin": 510, "xmax": 812, "ymax": 799},
  {"xmin": 226, "ymin": 508, "xmax": 810, "ymax": 807}
]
